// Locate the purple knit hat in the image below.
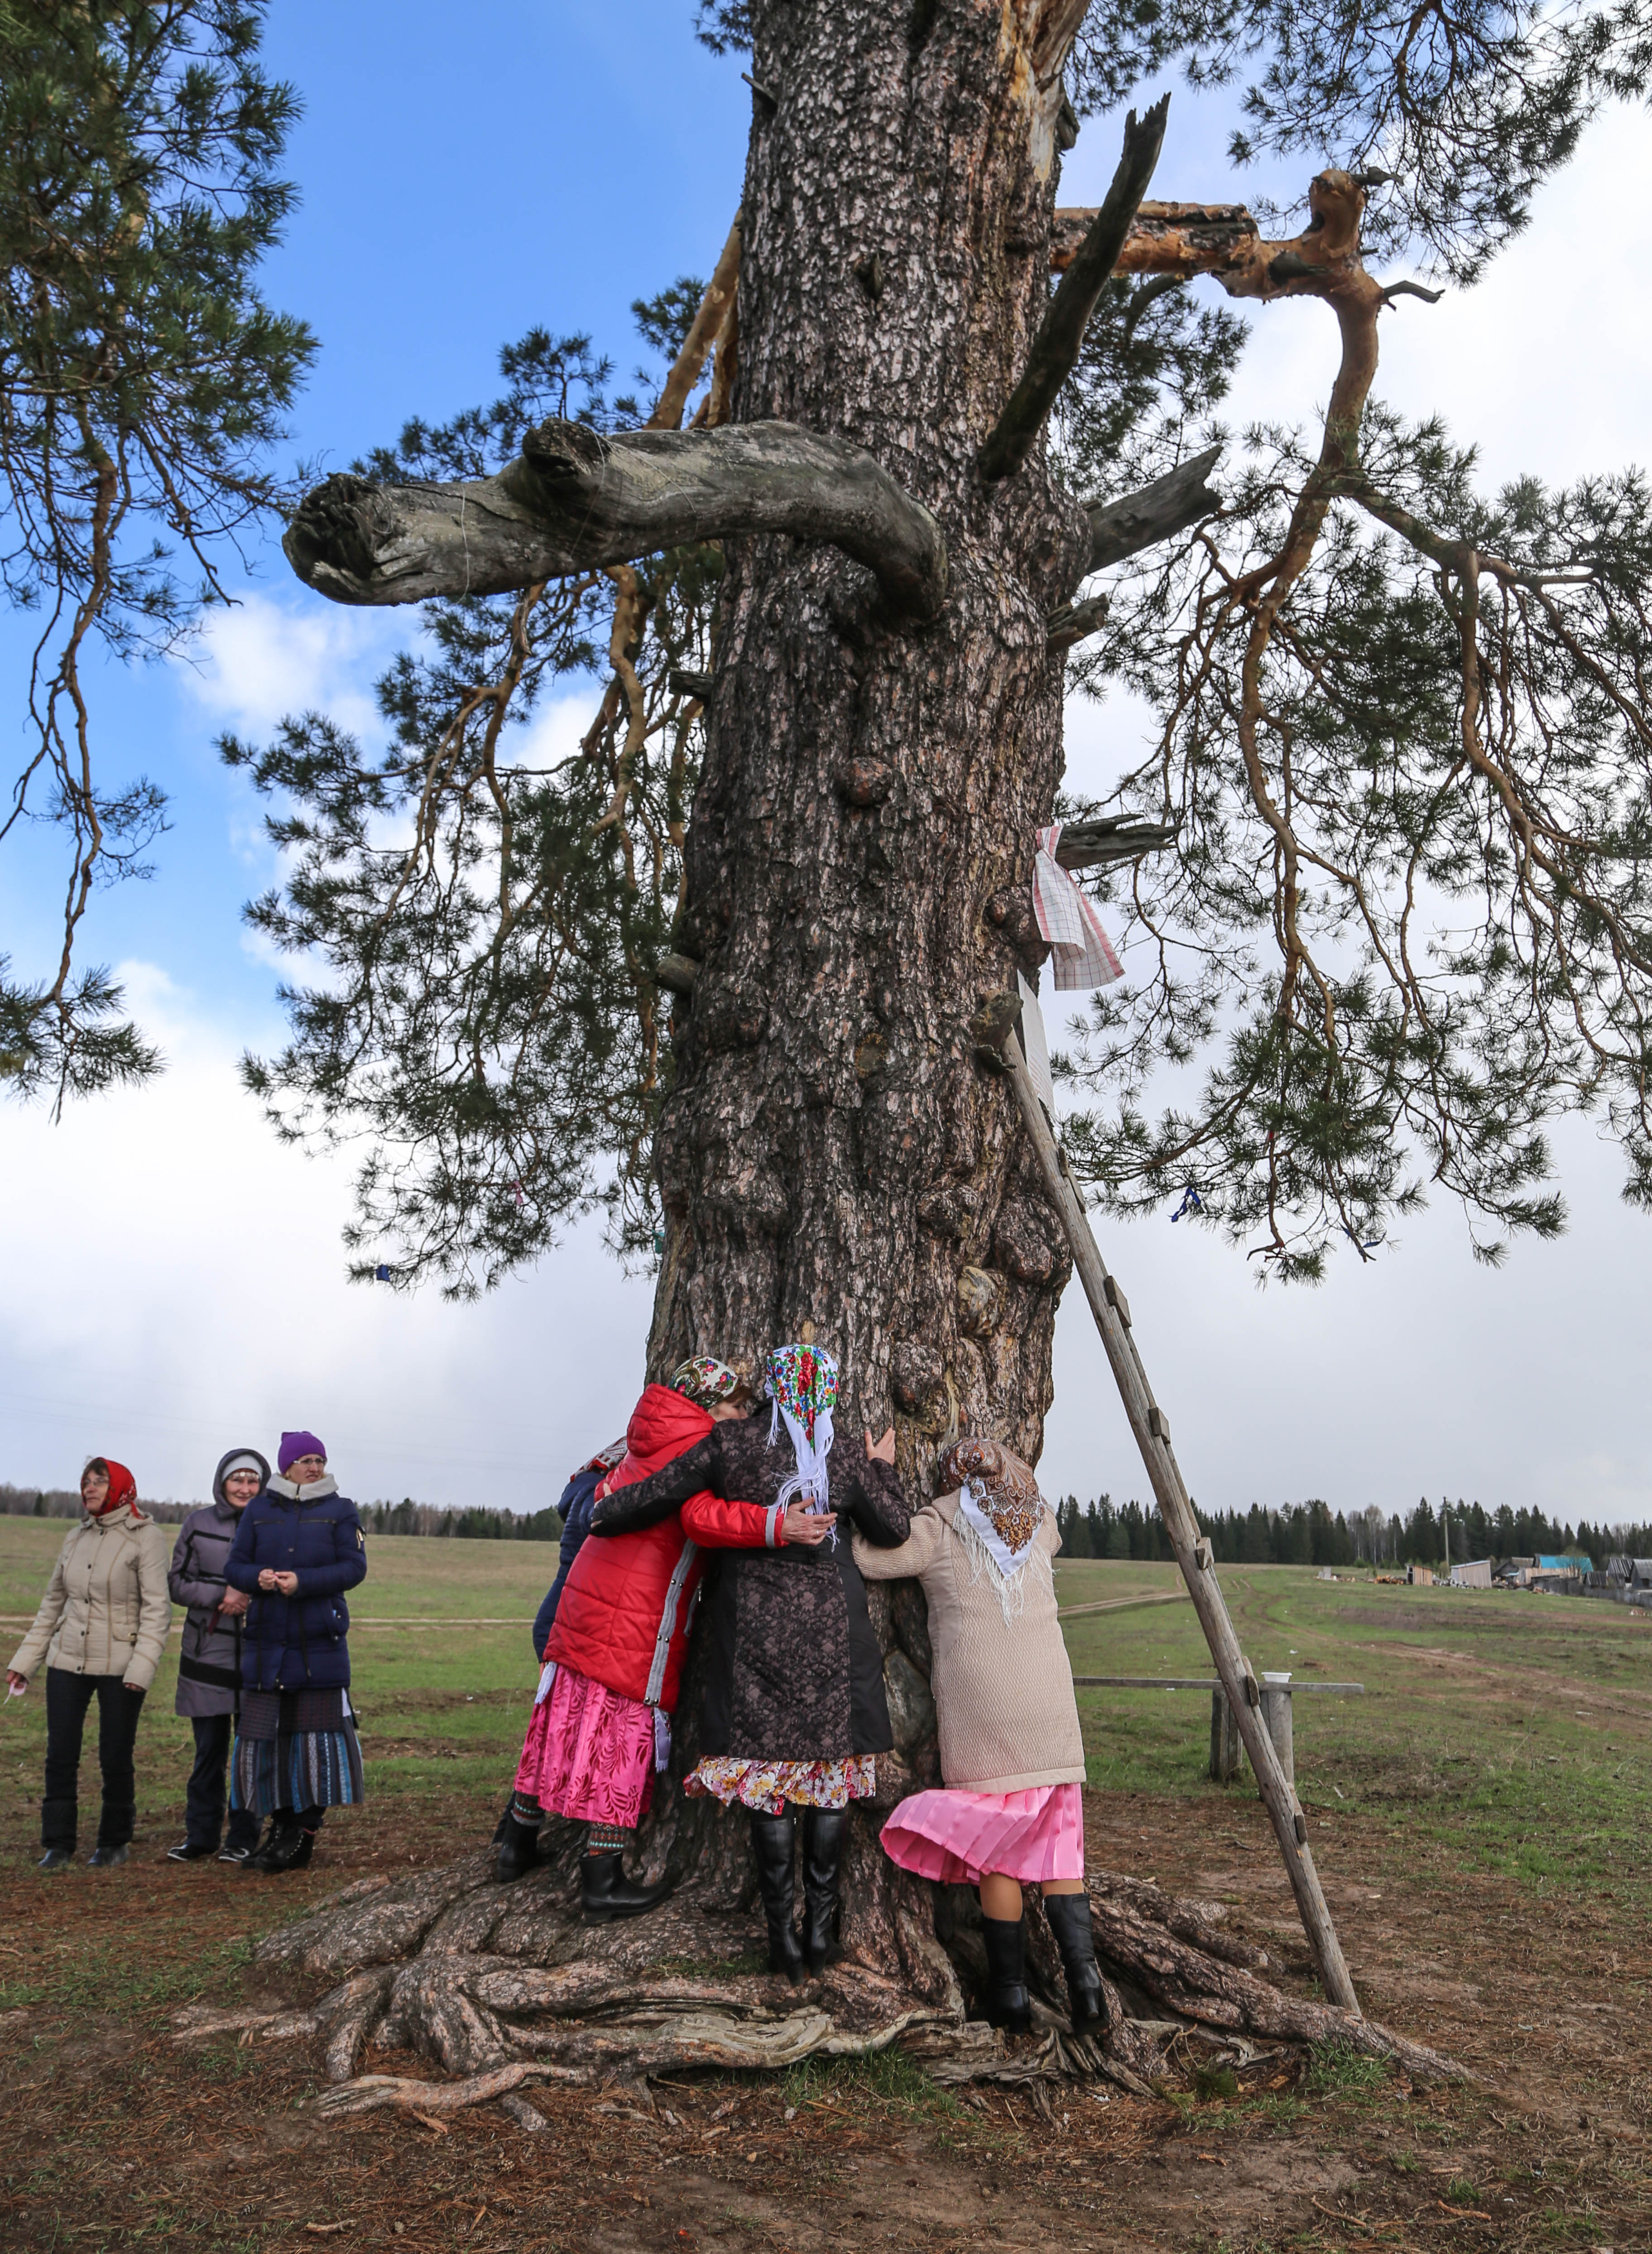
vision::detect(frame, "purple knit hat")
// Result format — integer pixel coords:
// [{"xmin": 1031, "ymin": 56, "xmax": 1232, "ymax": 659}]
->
[{"xmin": 278, "ymin": 1430, "xmax": 327, "ymax": 1473}]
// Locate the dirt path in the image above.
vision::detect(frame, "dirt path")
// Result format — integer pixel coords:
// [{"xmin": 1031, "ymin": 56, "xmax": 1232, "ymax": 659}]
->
[{"xmin": 1, "ymin": 1780, "xmax": 1645, "ymax": 2252}]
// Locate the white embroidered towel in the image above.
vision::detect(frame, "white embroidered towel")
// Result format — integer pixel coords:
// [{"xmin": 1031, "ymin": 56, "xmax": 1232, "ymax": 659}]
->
[{"xmin": 1032, "ymin": 821, "xmax": 1124, "ymax": 991}]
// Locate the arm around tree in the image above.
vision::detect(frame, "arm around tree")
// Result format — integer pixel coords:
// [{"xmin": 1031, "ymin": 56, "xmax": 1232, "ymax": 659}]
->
[
  {"xmin": 589, "ymin": 1435, "xmax": 720, "ymax": 1536},
  {"xmin": 852, "ymin": 1505, "xmax": 947, "ymax": 1581},
  {"xmin": 835, "ymin": 1454, "xmax": 911, "ymax": 1548}
]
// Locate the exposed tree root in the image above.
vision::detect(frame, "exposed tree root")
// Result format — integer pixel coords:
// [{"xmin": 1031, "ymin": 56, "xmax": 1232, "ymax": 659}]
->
[
  {"xmin": 174, "ymin": 1838, "xmax": 1464, "ymax": 2124},
  {"xmin": 314, "ymin": 2061, "xmax": 584, "ymax": 2120}
]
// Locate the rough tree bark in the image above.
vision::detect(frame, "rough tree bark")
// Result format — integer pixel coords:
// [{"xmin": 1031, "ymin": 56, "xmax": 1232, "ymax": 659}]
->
[
  {"xmin": 633, "ymin": 0, "xmax": 1110, "ymax": 2005},
  {"xmin": 218, "ymin": 0, "xmax": 1467, "ymax": 2107}
]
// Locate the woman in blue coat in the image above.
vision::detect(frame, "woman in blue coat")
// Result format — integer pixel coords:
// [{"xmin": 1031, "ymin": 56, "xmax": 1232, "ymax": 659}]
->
[{"xmin": 223, "ymin": 1430, "xmax": 366, "ymax": 1874}]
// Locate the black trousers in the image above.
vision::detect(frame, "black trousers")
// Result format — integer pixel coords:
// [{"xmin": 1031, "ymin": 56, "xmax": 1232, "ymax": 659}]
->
[
  {"xmin": 42, "ymin": 1669, "xmax": 145, "ymax": 1850},
  {"xmin": 186, "ymin": 1714, "xmax": 263, "ymax": 1852}
]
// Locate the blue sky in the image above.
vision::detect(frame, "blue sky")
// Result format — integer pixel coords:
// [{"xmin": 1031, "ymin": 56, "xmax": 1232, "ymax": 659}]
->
[{"xmin": 4, "ymin": 5, "xmax": 1651, "ymax": 1523}]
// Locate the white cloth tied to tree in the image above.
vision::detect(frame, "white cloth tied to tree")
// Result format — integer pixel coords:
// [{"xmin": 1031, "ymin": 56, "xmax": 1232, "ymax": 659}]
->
[{"xmin": 1032, "ymin": 821, "xmax": 1124, "ymax": 991}]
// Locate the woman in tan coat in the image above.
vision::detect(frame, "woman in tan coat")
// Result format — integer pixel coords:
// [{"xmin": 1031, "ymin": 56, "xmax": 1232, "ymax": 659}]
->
[
  {"xmin": 7, "ymin": 1458, "xmax": 172, "ymax": 1869},
  {"xmin": 855, "ymin": 1436, "xmax": 1102, "ymax": 2036}
]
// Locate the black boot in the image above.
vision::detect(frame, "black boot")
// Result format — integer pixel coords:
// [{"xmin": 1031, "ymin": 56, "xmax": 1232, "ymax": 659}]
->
[
  {"xmin": 89, "ymin": 1801, "xmax": 136, "ymax": 1867},
  {"xmin": 799, "ymin": 1806, "xmax": 847, "ymax": 1977},
  {"xmin": 1043, "ymin": 1890, "xmax": 1104, "ymax": 2035},
  {"xmin": 581, "ymin": 1847, "xmax": 672, "ymax": 1924},
  {"xmin": 495, "ymin": 1808, "xmax": 541, "ymax": 1883},
  {"xmin": 39, "ymin": 1799, "xmax": 76, "ymax": 1870},
  {"xmin": 749, "ymin": 1811, "xmax": 805, "ymax": 1984},
  {"xmin": 246, "ymin": 1817, "xmax": 314, "ymax": 1874},
  {"xmin": 980, "ymin": 1915, "xmax": 1032, "ymax": 2033}
]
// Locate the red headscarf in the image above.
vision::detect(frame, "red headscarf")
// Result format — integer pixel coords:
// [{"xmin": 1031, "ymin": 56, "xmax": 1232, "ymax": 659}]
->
[{"xmin": 85, "ymin": 1459, "xmax": 139, "ymax": 1517}]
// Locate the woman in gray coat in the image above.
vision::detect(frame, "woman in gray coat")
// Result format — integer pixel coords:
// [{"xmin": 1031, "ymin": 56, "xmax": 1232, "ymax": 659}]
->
[{"xmin": 165, "ymin": 1448, "xmax": 269, "ymax": 1863}]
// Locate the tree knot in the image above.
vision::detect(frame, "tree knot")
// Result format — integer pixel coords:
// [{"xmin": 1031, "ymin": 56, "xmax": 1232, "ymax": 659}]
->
[{"xmin": 521, "ymin": 418, "xmax": 613, "ymax": 484}]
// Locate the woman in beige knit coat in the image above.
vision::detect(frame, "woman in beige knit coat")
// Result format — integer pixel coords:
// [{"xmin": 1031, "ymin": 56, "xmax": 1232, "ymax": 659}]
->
[
  {"xmin": 855, "ymin": 1436, "xmax": 1102, "ymax": 2037},
  {"xmin": 7, "ymin": 1457, "xmax": 171, "ymax": 1869}
]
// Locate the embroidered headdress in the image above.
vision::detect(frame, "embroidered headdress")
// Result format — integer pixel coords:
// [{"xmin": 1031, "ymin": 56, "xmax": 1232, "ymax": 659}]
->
[
  {"xmin": 764, "ymin": 1343, "xmax": 838, "ymax": 1513},
  {"xmin": 670, "ymin": 1355, "xmax": 744, "ymax": 1410},
  {"xmin": 935, "ymin": 1435, "xmax": 1050, "ymax": 1620}
]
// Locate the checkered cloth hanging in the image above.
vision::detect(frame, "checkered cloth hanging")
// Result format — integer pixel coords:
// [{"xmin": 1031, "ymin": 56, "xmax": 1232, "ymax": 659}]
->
[{"xmin": 1032, "ymin": 822, "xmax": 1124, "ymax": 991}]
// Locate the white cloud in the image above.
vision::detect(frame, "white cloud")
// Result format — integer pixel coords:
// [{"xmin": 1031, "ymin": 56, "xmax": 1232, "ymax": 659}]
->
[
  {"xmin": 177, "ymin": 590, "xmax": 405, "ymax": 742},
  {"xmin": 1040, "ymin": 1111, "xmax": 1652, "ymax": 1527},
  {"xmin": 0, "ymin": 961, "xmax": 653, "ymax": 1507},
  {"xmin": 1188, "ymin": 100, "xmax": 1652, "ymax": 495},
  {"xmin": 5, "ymin": 961, "xmax": 1644, "ymax": 1529},
  {"xmin": 1040, "ymin": 101, "xmax": 1652, "ymax": 1527},
  {"xmin": 510, "ymin": 684, "xmax": 607, "ymax": 774}
]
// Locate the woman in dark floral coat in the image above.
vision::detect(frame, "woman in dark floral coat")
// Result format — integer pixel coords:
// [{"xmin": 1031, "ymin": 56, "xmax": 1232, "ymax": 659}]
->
[{"xmin": 588, "ymin": 1344, "xmax": 908, "ymax": 1982}]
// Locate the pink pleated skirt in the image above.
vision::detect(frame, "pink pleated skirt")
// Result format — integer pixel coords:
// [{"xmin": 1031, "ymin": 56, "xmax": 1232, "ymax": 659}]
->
[
  {"xmin": 513, "ymin": 1663, "xmax": 655, "ymax": 1828},
  {"xmin": 880, "ymin": 1782, "xmax": 1084, "ymax": 1885}
]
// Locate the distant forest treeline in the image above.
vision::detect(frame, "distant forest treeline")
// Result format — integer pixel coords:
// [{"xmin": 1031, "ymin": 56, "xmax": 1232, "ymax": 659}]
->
[
  {"xmin": 0, "ymin": 1485, "xmax": 562, "ymax": 1541},
  {"xmin": 1055, "ymin": 1495, "xmax": 1648, "ymax": 1569},
  {"xmin": 5, "ymin": 1483, "xmax": 1645, "ymax": 1566}
]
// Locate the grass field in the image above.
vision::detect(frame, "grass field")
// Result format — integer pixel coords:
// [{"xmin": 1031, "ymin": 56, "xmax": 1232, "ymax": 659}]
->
[
  {"xmin": 1057, "ymin": 1554, "xmax": 1652, "ymax": 1905},
  {"xmin": 1, "ymin": 1522, "xmax": 1648, "ymax": 2250}
]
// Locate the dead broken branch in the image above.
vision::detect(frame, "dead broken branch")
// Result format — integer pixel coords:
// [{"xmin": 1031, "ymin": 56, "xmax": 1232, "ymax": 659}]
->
[
  {"xmin": 979, "ymin": 96, "xmax": 1170, "ymax": 482},
  {"xmin": 285, "ymin": 419, "xmax": 948, "ymax": 620}
]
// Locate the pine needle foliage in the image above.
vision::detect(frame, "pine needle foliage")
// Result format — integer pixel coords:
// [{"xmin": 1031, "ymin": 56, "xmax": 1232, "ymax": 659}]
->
[
  {"xmin": 1059, "ymin": 394, "xmax": 1652, "ymax": 1280},
  {"xmin": 223, "ymin": 314, "xmax": 721, "ymax": 1299},
  {"xmin": 1066, "ymin": 0, "xmax": 1649, "ymax": 280},
  {"xmin": 0, "ymin": 0, "xmax": 313, "ymax": 1108},
  {"xmin": 220, "ymin": 0, "xmax": 1652, "ymax": 1292}
]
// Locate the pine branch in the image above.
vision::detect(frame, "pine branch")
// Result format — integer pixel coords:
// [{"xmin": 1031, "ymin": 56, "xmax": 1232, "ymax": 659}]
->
[
  {"xmin": 1084, "ymin": 445, "xmax": 1223, "ymax": 573},
  {"xmin": 284, "ymin": 419, "xmax": 948, "ymax": 619},
  {"xmin": 977, "ymin": 95, "xmax": 1170, "ymax": 482}
]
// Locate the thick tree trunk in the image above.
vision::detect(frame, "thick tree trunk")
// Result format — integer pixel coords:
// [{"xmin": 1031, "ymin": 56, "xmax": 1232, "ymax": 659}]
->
[
  {"xmin": 651, "ymin": 1, "xmax": 1081, "ymax": 1494},
  {"xmin": 637, "ymin": 0, "xmax": 1093, "ymax": 1952}
]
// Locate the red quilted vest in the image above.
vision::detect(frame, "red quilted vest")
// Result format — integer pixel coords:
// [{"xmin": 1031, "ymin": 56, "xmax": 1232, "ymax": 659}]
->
[{"xmin": 545, "ymin": 1385, "xmax": 769, "ymax": 1709}]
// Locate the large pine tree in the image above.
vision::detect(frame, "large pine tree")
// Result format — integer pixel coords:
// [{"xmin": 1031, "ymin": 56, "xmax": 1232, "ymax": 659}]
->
[{"xmin": 17, "ymin": 0, "xmax": 1652, "ymax": 2086}]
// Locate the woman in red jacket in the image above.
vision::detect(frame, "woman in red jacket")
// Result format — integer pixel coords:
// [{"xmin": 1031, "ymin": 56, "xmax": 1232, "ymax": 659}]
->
[{"xmin": 498, "ymin": 1358, "xmax": 833, "ymax": 1919}]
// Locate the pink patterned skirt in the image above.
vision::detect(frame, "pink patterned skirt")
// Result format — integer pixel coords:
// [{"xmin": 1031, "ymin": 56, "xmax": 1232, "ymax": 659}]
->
[
  {"xmin": 513, "ymin": 1664, "xmax": 654, "ymax": 1828},
  {"xmin": 880, "ymin": 1783, "xmax": 1085, "ymax": 1884}
]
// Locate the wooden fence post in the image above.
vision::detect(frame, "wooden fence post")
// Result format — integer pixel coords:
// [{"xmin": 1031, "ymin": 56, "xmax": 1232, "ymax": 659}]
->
[
  {"xmin": 994, "ymin": 1020, "xmax": 1361, "ymax": 2014},
  {"xmin": 1209, "ymin": 1687, "xmax": 1244, "ymax": 1782},
  {"xmin": 1259, "ymin": 1679, "xmax": 1296, "ymax": 1787}
]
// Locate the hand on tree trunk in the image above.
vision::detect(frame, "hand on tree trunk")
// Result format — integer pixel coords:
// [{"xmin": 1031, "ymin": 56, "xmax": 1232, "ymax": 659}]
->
[{"xmin": 865, "ymin": 1428, "xmax": 896, "ymax": 1464}]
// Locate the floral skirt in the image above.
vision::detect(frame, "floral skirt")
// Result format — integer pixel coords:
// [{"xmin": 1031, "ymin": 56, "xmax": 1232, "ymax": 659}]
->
[
  {"xmin": 880, "ymin": 1783, "xmax": 1084, "ymax": 1885},
  {"xmin": 686, "ymin": 1753, "xmax": 877, "ymax": 1817},
  {"xmin": 514, "ymin": 1663, "xmax": 655, "ymax": 1828}
]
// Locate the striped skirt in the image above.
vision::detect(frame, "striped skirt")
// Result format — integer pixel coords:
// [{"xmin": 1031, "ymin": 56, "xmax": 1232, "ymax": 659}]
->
[{"xmin": 231, "ymin": 1686, "xmax": 365, "ymax": 1816}]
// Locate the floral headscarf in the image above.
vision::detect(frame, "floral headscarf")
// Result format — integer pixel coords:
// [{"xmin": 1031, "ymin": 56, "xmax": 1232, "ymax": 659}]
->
[
  {"xmin": 765, "ymin": 1343, "xmax": 839, "ymax": 1513},
  {"xmin": 670, "ymin": 1355, "xmax": 744, "ymax": 1411},
  {"xmin": 935, "ymin": 1436, "xmax": 1050, "ymax": 1619}
]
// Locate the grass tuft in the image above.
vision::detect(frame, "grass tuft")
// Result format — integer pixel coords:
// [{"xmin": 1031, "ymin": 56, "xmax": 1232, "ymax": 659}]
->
[
  {"xmin": 778, "ymin": 2048, "xmax": 958, "ymax": 2118},
  {"xmin": 1304, "ymin": 2038, "xmax": 1393, "ymax": 2099}
]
